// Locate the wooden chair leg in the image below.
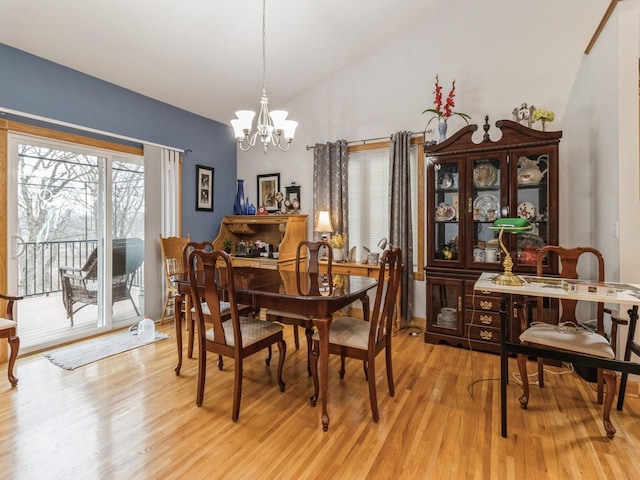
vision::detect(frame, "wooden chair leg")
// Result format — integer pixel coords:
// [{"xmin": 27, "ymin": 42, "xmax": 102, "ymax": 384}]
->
[
  {"xmin": 385, "ymin": 343, "xmax": 395, "ymax": 397},
  {"xmin": 161, "ymin": 292, "xmax": 171, "ymax": 325},
  {"xmin": 232, "ymin": 358, "xmax": 243, "ymax": 422},
  {"xmin": 266, "ymin": 345, "xmax": 272, "ymax": 366},
  {"xmin": 304, "ymin": 327, "xmax": 313, "ymax": 376},
  {"xmin": 517, "ymin": 353, "xmax": 530, "ymax": 409},
  {"xmin": 339, "ymin": 354, "xmax": 346, "ymax": 379},
  {"xmin": 293, "ymin": 325, "xmax": 300, "ymax": 350},
  {"xmin": 7, "ymin": 333, "xmax": 19, "ymax": 387},
  {"xmin": 277, "ymin": 339, "xmax": 287, "ymax": 392},
  {"xmin": 367, "ymin": 355, "xmax": 379, "ymax": 422},
  {"xmin": 603, "ymin": 369, "xmax": 617, "ymax": 439},
  {"xmin": 196, "ymin": 348, "xmax": 206, "ymax": 407},
  {"xmin": 537, "ymin": 357, "xmax": 544, "ymax": 388},
  {"xmin": 309, "ymin": 342, "xmax": 319, "ymax": 407},
  {"xmin": 596, "ymin": 367, "xmax": 604, "ymax": 405}
]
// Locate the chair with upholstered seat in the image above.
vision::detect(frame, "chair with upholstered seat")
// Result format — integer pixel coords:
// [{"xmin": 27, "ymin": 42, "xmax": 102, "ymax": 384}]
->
[
  {"xmin": 159, "ymin": 234, "xmax": 190, "ymax": 324},
  {"xmin": 181, "ymin": 241, "xmax": 252, "ymax": 364},
  {"xmin": 1, "ymin": 293, "xmax": 23, "ymax": 386},
  {"xmin": 309, "ymin": 247, "xmax": 402, "ymax": 423},
  {"xmin": 187, "ymin": 248, "xmax": 286, "ymax": 420},
  {"xmin": 266, "ymin": 240, "xmax": 332, "ymax": 375},
  {"xmin": 516, "ymin": 245, "xmax": 626, "ymax": 438}
]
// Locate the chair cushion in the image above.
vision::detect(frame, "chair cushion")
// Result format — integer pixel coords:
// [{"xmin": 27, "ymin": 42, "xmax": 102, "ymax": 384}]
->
[
  {"xmin": 0, "ymin": 318, "xmax": 17, "ymax": 330},
  {"xmin": 312, "ymin": 316, "xmax": 369, "ymax": 350},
  {"xmin": 206, "ymin": 317, "xmax": 283, "ymax": 347},
  {"xmin": 519, "ymin": 322, "xmax": 615, "ymax": 359}
]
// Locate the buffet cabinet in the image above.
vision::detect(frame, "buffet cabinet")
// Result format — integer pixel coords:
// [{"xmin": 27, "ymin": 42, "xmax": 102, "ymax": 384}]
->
[
  {"xmin": 212, "ymin": 214, "xmax": 308, "ymax": 270},
  {"xmin": 423, "ymin": 117, "xmax": 562, "ymax": 352}
]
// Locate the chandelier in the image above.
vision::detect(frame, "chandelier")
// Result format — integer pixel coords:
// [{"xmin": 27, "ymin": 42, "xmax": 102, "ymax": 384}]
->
[{"xmin": 230, "ymin": 0, "xmax": 298, "ymax": 153}]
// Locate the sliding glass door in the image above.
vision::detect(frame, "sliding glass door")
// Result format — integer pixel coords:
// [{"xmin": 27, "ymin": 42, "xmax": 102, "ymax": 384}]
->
[{"xmin": 7, "ymin": 133, "xmax": 144, "ymax": 353}]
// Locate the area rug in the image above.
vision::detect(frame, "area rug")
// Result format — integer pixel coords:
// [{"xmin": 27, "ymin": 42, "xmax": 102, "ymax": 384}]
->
[{"xmin": 43, "ymin": 330, "xmax": 170, "ymax": 370}]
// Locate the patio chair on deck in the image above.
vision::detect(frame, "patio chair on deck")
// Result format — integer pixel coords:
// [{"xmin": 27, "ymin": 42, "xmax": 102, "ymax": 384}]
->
[{"xmin": 59, "ymin": 238, "xmax": 144, "ymax": 326}]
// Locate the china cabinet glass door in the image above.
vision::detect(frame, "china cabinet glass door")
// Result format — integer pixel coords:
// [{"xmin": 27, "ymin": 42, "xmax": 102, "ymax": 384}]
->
[
  {"xmin": 431, "ymin": 158, "xmax": 462, "ymax": 266},
  {"xmin": 512, "ymin": 147, "xmax": 555, "ymax": 269},
  {"xmin": 469, "ymin": 153, "xmax": 506, "ymax": 269}
]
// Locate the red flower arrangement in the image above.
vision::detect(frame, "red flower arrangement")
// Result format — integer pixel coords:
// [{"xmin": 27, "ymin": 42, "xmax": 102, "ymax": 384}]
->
[{"xmin": 423, "ymin": 75, "xmax": 471, "ymax": 128}]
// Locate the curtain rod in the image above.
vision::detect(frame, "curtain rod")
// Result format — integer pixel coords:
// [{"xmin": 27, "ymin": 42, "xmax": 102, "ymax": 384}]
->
[
  {"xmin": 306, "ymin": 132, "xmax": 422, "ymax": 150},
  {"xmin": 0, "ymin": 107, "xmax": 186, "ymax": 153}
]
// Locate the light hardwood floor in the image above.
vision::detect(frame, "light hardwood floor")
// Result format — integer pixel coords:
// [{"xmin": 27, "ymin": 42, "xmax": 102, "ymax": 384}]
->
[{"xmin": 1, "ymin": 321, "xmax": 639, "ymax": 479}]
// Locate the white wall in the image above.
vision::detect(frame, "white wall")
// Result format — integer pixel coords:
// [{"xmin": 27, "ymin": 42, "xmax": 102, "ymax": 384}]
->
[{"xmin": 237, "ymin": 0, "xmax": 625, "ymax": 321}]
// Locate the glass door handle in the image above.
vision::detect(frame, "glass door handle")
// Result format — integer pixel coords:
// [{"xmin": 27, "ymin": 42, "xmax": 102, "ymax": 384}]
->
[{"xmin": 11, "ymin": 235, "xmax": 26, "ymax": 259}]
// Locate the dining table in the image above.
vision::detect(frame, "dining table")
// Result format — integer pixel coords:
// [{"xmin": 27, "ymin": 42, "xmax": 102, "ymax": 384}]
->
[{"xmin": 172, "ymin": 266, "xmax": 378, "ymax": 431}]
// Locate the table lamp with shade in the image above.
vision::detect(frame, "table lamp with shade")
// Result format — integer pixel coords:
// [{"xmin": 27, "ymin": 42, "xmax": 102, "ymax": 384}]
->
[
  {"xmin": 490, "ymin": 217, "xmax": 532, "ymax": 286},
  {"xmin": 314, "ymin": 211, "xmax": 334, "ymax": 260}
]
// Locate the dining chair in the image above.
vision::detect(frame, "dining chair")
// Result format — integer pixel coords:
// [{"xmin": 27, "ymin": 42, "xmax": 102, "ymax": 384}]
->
[
  {"xmin": 309, "ymin": 247, "xmax": 402, "ymax": 423},
  {"xmin": 0, "ymin": 293, "xmax": 23, "ymax": 386},
  {"xmin": 159, "ymin": 233, "xmax": 190, "ymax": 324},
  {"xmin": 266, "ymin": 240, "xmax": 332, "ymax": 375},
  {"xmin": 516, "ymin": 245, "xmax": 626, "ymax": 438},
  {"xmin": 187, "ymin": 249, "xmax": 286, "ymax": 420},
  {"xmin": 181, "ymin": 241, "xmax": 254, "ymax": 363}
]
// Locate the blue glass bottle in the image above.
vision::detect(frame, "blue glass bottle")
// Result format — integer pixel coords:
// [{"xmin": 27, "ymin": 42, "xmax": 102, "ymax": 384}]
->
[{"xmin": 234, "ymin": 179, "xmax": 245, "ymax": 215}]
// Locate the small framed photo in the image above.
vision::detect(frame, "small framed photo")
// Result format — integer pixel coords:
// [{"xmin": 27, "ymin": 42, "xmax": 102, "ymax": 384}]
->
[
  {"xmin": 196, "ymin": 165, "xmax": 214, "ymax": 211},
  {"xmin": 257, "ymin": 173, "xmax": 280, "ymax": 213},
  {"xmin": 285, "ymin": 184, "xmax": 301, "ymax": 212}
]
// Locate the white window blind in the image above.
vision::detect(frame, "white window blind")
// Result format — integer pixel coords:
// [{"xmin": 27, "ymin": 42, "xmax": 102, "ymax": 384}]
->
[{"xmin": 348, "ymin": 144, "xmax": 418, "ymax": 271}]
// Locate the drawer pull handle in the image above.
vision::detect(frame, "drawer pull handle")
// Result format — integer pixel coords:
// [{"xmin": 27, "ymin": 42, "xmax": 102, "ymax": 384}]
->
[
  {"xmin": 480, "ymin": 330, "xmax": 493, "ymax": 340},
  {"xmin": 479, "ymin": 300, "xmax": 493, "ymax": 310},
  {"xmin": 480, "ymin": 314, "xmax": 492, "ymax": 325},
  {"xmin": 481, "ymin": 290, "xmax": 492, "ymax": 295},
  {"xmin": 457, "ymin": 296, "xmax": 463, "ymax": 312}
]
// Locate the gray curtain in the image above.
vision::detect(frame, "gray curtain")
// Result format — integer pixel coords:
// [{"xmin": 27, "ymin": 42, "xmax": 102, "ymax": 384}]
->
[
  {"xmin": 313, "ymin": 141, "xmax": 349, "ymax": 242},
  {"xmin": 389, "ymin": 131, "xmax": 413, "ymax": 322}
]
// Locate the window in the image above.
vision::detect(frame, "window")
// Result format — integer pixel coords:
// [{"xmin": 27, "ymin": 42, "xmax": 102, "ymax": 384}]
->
[{"xmin": 347, "ymin": 137, "xmax": 424, "ymax": 278}]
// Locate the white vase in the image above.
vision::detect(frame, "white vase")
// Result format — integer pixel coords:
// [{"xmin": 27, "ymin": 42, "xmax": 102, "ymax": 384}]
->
[{"xmin": 332, "ymin": 247, "xmax": 344, "ymax": 262}]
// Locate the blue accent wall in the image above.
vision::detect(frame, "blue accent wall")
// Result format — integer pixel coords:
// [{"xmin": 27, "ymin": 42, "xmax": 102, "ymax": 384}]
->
[{"xmin": 0, "ymin": 43, "xmax": 236, "ymax": 241}]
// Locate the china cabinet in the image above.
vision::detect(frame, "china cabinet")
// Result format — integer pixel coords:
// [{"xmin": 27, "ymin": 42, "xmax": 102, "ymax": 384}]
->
[{"xmin": 423, "ymin": 117, "xmax": 562, "ymax": 352}]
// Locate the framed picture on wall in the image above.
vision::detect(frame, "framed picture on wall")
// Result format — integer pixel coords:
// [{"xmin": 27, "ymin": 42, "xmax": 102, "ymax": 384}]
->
[
  {"xmin": 196, "ymin": 165, "xmax": 214, "ymax": 211},
  {"xmin": 257, "ymin": 173, "xmax": 280, "ymax": 213}
]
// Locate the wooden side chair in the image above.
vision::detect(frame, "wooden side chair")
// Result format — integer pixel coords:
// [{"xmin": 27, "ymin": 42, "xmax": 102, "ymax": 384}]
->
[
  {"xmin": 181, "ymin": 241, "xmax": 252, "ymax": 363},
  {"xmin": 309, "ymin": 247, "xmax": 402, "ymax": 423},
  {"xmin": 159, "ymin": 233, "xmax": 190, "ymax": 324},
  {"xmin": 187, "ymin": 249, "xmax": 286, "ymax": 421},
  {"xmin": 0, "ymin": 293, "xmax": 23, "ymax": 386},
  {"xmin": 517, "ymin": 245, "xmax": 626, "ymax": 438},
  {"xmin": 266, "ymin": 240, "xmax": 332, "ymax": 375}
]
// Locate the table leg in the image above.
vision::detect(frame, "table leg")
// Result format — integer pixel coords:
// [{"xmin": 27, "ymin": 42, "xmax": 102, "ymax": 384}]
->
[
  {"xmin": 500, "ymin": 296, "xmax": 508, "ymax": 437},
  {"xmin": 174, "ymin": 293, "xmax": 184, "ymax": 375},
  {"xmin": 312, "ymin": 314, "xmax": 332, "ymax": 431}
]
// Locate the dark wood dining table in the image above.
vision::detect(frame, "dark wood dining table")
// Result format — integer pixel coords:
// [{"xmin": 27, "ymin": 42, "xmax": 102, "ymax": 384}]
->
[{"xmin": 172, "ymin": 266, "xmax": 378, "ymax": 431}]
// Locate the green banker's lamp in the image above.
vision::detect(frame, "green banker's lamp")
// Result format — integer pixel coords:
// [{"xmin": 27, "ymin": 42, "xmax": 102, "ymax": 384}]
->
[{"xmin": 490, "ymin": 217, "xmax": 532, "ymax": 286}]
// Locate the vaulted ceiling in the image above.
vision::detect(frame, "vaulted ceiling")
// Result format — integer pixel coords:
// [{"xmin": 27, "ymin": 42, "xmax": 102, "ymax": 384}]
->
[{"xmin": 0, "ymin": 0, "xmax": 444, "ymax": 124}]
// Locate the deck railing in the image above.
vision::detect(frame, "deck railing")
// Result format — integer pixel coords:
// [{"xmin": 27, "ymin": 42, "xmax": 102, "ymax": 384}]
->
[{"xmin": 18, "ymin": 240, "xmax": 143, "ymax": 297}]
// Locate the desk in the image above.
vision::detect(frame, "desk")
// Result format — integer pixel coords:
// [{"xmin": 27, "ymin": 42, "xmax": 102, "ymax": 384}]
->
[
  {"xmin": 173, "ymin": 267, "xmax": 377, "ymax": 430},
  {"xmin": 474, "ymin": 272, "xmax": 640, "ymax": 438}
]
